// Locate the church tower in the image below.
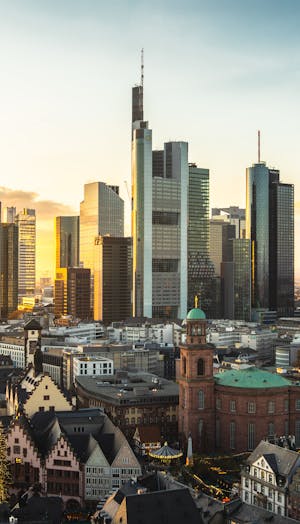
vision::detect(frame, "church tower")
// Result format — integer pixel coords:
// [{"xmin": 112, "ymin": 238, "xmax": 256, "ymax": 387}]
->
[
  {"xmin": 178, "ymin": 300, "xmax": 215, "ymax": 453},
  {"xmin": 24, "ymin": 318, "xmax": 42, "ymax": 372}
]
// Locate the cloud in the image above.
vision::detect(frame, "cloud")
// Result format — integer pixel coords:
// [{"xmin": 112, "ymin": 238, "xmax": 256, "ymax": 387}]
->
[
  {"xmin": 0, "ymin": 186, "xmax": 76, "ymax": 222},
  {"xmin": 0, "ymin": 186, "xmax": 78, "ymax": 278}
]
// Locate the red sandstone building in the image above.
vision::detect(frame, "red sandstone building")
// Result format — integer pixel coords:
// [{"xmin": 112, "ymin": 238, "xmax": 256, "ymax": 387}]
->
[{"xmin": 178, "ymin": 306, "xmax": 300, "ymax": 454}]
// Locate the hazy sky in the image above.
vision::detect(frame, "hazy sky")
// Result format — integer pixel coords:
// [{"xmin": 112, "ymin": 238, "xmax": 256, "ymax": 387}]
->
[{"xmin": 0, "ymin": 0, "xmax": 299, "ymax": 277}]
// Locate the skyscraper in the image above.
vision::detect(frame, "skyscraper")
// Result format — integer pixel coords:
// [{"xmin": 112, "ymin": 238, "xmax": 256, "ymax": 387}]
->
[
  {"xmin": 55, "ymin": 267, "xmax": 90, "ymax": 320},
  {"xmin": 3, "ymin": 207, "xmax": 16, "ymax": 224},
  {"xmin": 0, "ymin": 223, "xmax": 18, "ymax": 318},
  {"xmin": 15, "ymin": 208, "xmax": 36, "ymax": 304},
  {"xmin": 94, "ymin": 236, "xmax": 132, "ymax": 323},
  {"xmin": 188, "ymin": 164, "xmax": 218, "ymax": 317},
  {"xmin": 80, "ymin": 182, "xmax": 124, "ymax": 272},
  {"xmin": 132, "ymin": 67, "xmax": 189, "ymax": 319},
  {"xmin": 55, "ymin": 216, "xmax": 79, "ymax": 269},
  {"xmin": 246, "ymin": 146, "xmax": 294, "ymax": 317}
]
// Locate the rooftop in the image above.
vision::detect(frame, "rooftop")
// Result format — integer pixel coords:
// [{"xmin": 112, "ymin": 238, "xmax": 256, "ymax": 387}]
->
[{"xmin": 214, "ymin": 366, "xmax": 292, "ymax": 389}]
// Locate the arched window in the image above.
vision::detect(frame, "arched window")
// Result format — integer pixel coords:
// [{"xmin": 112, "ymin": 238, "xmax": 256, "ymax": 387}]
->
[
  {"xmin": 197, "ymin": 358, "xmax": 205, "ymax": 376},
  {"xmin": 182, "ymin": 357, "xmax": 186, "ymax": 376},
  {"xmin": 198, "ymin": 390, "xmax": 204, "ymax": 409},
  {"xmin": 198, "ymin": 419, "xmax": 204, "ymax": 436}
]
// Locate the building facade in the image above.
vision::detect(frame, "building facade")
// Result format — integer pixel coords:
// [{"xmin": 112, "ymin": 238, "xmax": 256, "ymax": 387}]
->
[
  {"xmin": 55, "ymin": 216, "xmax": 79, "ymax": 269},
  {"xmin": 54, "ymin": 267, "xmax": 91, "ymax": 320},
  {"xmin": 0, "ymin": 223, "xmax": 18, "ymax": 318},
  {"xmin": 246, "ymin": 162, "xmax": 294, "ymax": 317},
  {"xmin": 80, "ymin": 182, "xmax": 124, "ymax": 273},
  {"xmin": 94, "ymin": 236, "xmax": 132, "ymax": 323},
  {"xmin": 15, "ymin": 208, "xmax": 36, "ymax": 305},
  {"xmin": 179, "ymin": 306, "xmax": 300, "ymax": 454}
]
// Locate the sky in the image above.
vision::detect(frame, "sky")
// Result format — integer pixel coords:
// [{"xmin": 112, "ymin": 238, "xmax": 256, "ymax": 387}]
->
[{"xmin": 0, "ymin": 0, "xmax": 299, "ymax": 278}]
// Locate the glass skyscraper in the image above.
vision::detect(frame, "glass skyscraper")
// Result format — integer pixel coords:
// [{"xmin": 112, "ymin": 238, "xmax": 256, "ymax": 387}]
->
[
  {"xmin": 55, "ymin": 216, "xmax": 79, "ymax": 269},
  {"xmin": 246, "ymin": 161, "xmax": 294, "ymax": 317},
  {"xmin": 0, "ymin": 223, "xmax": 18, "ymax": 318},
  {"xmin": 80, "ymin": 182, "xmax": 124, "ymax": 272},
  {"xmin": 132, "ymin": 79, "xmax": 188, "ymax": 319},
  {"xmin": 15, "ymin": 208, "xmax": 36, "ymax": 304}
]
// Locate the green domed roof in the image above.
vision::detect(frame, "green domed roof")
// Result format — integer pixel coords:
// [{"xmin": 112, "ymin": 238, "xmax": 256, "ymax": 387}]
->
[
  {"xmin": 214, "ymin": 367, "xmax": 292, "ymax": 389},
  {"xmin": 186, "ymin": 307, "xmax": 206, "ymax": 320}
]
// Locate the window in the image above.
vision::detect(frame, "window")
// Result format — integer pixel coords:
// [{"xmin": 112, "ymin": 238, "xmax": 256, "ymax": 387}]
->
[
  {"xmin": 245, "ymin": 479, "xmax": 249, "ymax": 488},
  {"xmin": 229, "ymin": 422, "xmax": 236, "ymax": 449},
  {"xmin": 198, "ymin": 390, "xmax": 204, "ymax": 410},
  {"xmin": 248, "ymin": 423, "xmax": 255, "ymax": 450},
  {"xmin": 43, "ymin": 395, "xmax": 50, "ymax": 401},
  {"xmin": 296, "ymin": 399, "xmax": 300, "ymax": 411},
  {"xmin": 216, "ymin": 398, "xmax": 221, "ymax": 410},
  {"xmin": 197, "ymin": 359, "xmax": 205, "ymax": 376},
  {"xmin": 284, "ymin": 399, "xmax": 289, "ymax": 412},
  {"xmin": 248, "ymin": 402, "xmax": 256, "ymax": 414},
  {"xmin": 216, "ymin": 419, "xmax": 220, "ymax": 447},
  {"xmin": 268, "ymin": 474, "xmax": 273, "ymax": 484},
  {"xmin": 268, "ymin": 401, "xmax": 275, "ymax": 414},
  {"xmin": 277, "ymin": 493, "xmax": 282, "ymax": 503},
  {"xmin": 182, "ymin": 357, "xmax": 186, "ymax": 376},
  {"xmin": 245, "ymin": 491, "xmax": 249, "ymax": 501},
  {"xmin": 268, "ymin": 422, "xmax": 275, "ymax": 437},
  {"xmin": 230, "ymin": 400, "xmax": 236, "ymax": 413},
  {"xmin": 254, "ymin": 468, "xmax": 258, "ymax": 477}
]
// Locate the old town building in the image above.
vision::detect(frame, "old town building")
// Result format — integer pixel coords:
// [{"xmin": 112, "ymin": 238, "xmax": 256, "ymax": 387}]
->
[{"xmin": 178, "ymin": 306, "xmax": 300, "ymax": 453}]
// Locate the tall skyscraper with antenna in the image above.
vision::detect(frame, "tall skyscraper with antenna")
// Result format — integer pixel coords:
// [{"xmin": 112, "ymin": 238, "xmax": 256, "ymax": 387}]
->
[
  {"xmin": 246, "ymin": 132, "xmax": 294, "ymax": 317},
  {"xmin": 131, "ymin": 52, "xmax": 188, "ymax": 319}
]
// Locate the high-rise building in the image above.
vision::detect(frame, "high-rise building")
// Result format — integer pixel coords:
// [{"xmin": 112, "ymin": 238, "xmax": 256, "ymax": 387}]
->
[
  {"xmin": 246, "ymin": 155, "xmax": 294, "ymax": 317},
  {"xmin": 212, "ymin": 206, "xmax": 246, "ymax": 239},
  {"xmin": 132, "ymin": 75, "xmax": 188, "ymax": 319},
  {"xmin": 80, "ymin": 182, "xmax": 124, "ymax": 272},
  {"xmin": 94, "ymin": 236, "xmax": 132, "ymax": 323},
  {"xmin": 210, "ymin": 220, "xmax": 236, "ymax": 277},
  {"xmin": 15, "ymin": 208, "xmax": 36, "ymax": 304},
  {"xmin": 0, "ymin": 223, "xmax": 18, "ymax": 318},
  {"xmin": 54, "ymin": 267, "xmax": 90, "ymax": 320},
  {"xmin": 3, "ymin": 207, "xmax": 16, "ymax": 224},
  {"xmin": 55, "ymin": 216, "xmax": 79, "ymax": 269},
  {"xmin": 188, "ymin": 164, "xmax": 218, "ymax": 316}
]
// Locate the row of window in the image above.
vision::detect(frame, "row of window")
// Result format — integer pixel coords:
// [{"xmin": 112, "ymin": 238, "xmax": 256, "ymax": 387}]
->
[{"xmin": 215, "ymin": 398, "xmax": 300, "ymax": 413}]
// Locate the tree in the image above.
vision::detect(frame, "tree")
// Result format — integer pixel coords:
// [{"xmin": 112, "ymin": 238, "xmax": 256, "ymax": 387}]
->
[{"xmin": 0, "ymin": 422, "xmax": 11, "ymax": 502}]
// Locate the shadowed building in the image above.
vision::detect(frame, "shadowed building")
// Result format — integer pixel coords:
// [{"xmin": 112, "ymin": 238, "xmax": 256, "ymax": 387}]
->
[
  {"xmin": 55, "ymin": 216, "xmax": 79, "ymax": 268},
  {"xmin": 55, "ymin": 267, "xmax": 91, "ymax": 320},
  {"xmin": 94, "ymin": 236, "xmax": 131, "ymax": 323},
  {"xmin": 0, "ymin": 223, "xmax": 18, "ymax": 318}
]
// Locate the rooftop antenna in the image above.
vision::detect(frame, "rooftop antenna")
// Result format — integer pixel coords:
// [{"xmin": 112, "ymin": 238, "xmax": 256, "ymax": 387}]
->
[
  {"xmin": 258, "ymin": 130, "xmax": 261, "ymax": 163},
  {"xmin": 141, "ymin": 48, "xmax": 144, "ymax": 87}
]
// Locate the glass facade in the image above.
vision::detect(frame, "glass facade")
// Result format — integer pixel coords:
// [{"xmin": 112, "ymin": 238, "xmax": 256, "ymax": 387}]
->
[
  {"xmin": 55, "ymin": 216, "xmax": 79, "ymax": 269},
  {"xmin": 15, "ymin": 208, "xmax": 36, "ymax": 303},
  {"xmin": 0, "ymin": 223, "xmax": 18, "ymax": 318},
  {"xmin": 246, "ymin": 162, "xmax": 294, "ymax": 317},
  {"xmin": 232, "ymin": 238, "xmax": 251, "ymax": 321},
  {"xmin": 246, "ymin": 163, "xmax": 270, "ymax": 309}
]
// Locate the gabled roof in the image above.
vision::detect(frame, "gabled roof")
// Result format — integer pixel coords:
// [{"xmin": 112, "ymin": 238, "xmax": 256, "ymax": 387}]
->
[
  {"xmin": 24, "ymin": 319, "xmax": 41, "ymax": 331},
  {"xmin": 115, "ymin": 489, "xmax": 202, "ymax": 524},
  {"xmin": 247, "ymin": 440, "xmax": 300, "ymax": 478}
]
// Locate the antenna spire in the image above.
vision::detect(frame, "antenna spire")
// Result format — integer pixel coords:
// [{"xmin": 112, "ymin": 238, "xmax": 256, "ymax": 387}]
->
[
  {"xmin": 141, "ymin": 48, "xmax": 144, "ymax": 87},
  {"xmin": 258, "ymin": 130, "xmax": 261, "ymax": 163}
]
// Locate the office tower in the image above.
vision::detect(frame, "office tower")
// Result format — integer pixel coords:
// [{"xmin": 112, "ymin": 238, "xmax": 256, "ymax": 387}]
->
[
  {"xmin": 0, "ymin": 223, "xmax": 18, "ymax": 318},
  {"xmin": 210, "ymin": 220, "xmax": 236, "ymax": 277},
  {"xmin": 94, "ymin": 236, "xmax": 132, "ymax": 323},
  {"xmin": 232, "ymin": 239, "xmax": 251, "ymax": 320},
  {"xmin": 3, "ymin": 207, "xmax": 16, "ymax": 224},
  {"xmin": 55, "ymin": 216, "xmax": 79, "ymax": 269},
  {"xmin": 132, "ymin": 67, "xmax": 188, "ymax": 319},
  {"xmin": 187, "ymin": 164, "xmax": 218, "ymax": 316},
  {"xmin": 269, "ymin": 173, "xmax": 294, "ymax": 317},
  {"xmin": 15, "ymin": 209, "xmax": 36, "ymax": 304},
  {"xmin": 212, "ymin": 206, "xmax": 246, "ymax": 239},
  {"xmin": 54, "ymin": 267, "xmax": 90, "ymax": 319},
  {"xmin": 246, "ymin": 144, "xmax": 294, "ymax": 317},
  {"xmin": 80, "ymin": 182, "xmax": 124, "ymax": 272}
]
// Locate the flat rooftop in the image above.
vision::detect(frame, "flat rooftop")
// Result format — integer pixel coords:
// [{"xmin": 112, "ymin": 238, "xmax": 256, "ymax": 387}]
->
[{"xmin": 75, "ymin": 371, "xmax": 179, "ymax": 405}]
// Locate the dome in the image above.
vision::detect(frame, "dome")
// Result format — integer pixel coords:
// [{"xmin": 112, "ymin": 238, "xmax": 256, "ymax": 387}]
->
[{"xmin": 186, "ymin": 307, "xmax": 206, "ymax": 320}]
